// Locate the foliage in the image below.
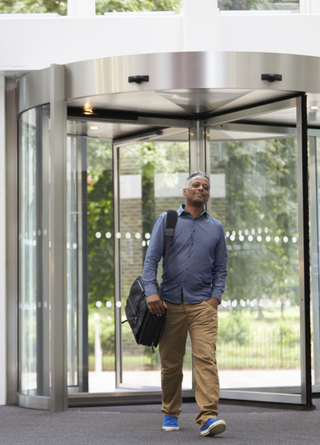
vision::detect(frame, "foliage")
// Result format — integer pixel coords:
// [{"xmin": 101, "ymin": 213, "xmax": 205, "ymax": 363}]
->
[
  {"xmin": 214, "ymin": 138, "xmax": 299, "ymax": 307},
  {"xmin": 218, "ymin": 0, "xmax": 273, "ymax": 9},
  {"xmin": 140, "ymin": 143, "xmax": 156, "ymax": 261},
  {"xmin": 216, "ymin": 306, "xmax": 300, "ymax": 369},
  {"xmin": 87, "ymin": 139, "xmax": 114, "ymax": 306},
  {"xmin": 0, "ymin": 0, "xmax": 67, "ymax": 14},
  {"xmin": 218, "ymin": 0, "xmax": 299, "ymax": 10},
  {"xmin": 0, "ymin": 0, "xmax": 180, "ymax": 14},
  {"xmin": 119, "ymin": 140, "xmax": 188, "ymax": 260},
  {"xmin": 96, "ymin": 0, "xmax": 181, "ymax": 14},
  {"xmin": 218, "ymin": 309, "xmax": 251, "ymax": 345},
  {"xmin": 88, "ymin": 306, "xmax": 301, "ymax": 370}
]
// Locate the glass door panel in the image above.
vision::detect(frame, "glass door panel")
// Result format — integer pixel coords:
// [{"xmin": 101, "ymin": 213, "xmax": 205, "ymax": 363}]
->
[
  {"xmin": 206, "ymin": 116, "xmax": 303, "ymax": 399},
  {"xmin": 117, "ymin": 129, "xmax": 191, "ymax": 390},
  {"xmin": 66, "ymin": 134, "xmax": 115, "ymax": 394},
  {"xmin": 86, "ymin": 139, "xmax": 114, "ymax": 393}
]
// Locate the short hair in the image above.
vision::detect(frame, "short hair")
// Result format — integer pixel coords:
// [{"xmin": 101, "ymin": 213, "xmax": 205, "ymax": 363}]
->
[{"xmin": 185, "ymin": 171, "xmax": 210, "ymax": 187}]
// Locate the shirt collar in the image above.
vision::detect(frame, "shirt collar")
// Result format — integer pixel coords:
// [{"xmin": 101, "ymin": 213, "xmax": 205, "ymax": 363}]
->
[{"xmin": 178, "ymin": 204, "xmax": 208, "ymax": 218}]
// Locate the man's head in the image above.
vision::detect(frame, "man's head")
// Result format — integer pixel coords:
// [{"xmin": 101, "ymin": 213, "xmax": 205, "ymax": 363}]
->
[{"xmin": 183, "ymin": 171, "xmax": 210, "ymax": 208}]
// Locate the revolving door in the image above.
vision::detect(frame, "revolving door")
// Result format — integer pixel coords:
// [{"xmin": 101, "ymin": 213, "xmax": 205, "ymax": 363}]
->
[{"xmin": 14, "ymin": 52, "xmax": 320, "ymax": 411}]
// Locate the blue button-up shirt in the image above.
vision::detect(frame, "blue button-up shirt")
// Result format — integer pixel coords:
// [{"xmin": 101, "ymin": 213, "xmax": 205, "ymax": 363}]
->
[{"xmin": 142, "ymin": 204, "xmax": 228, "ymax": 304}]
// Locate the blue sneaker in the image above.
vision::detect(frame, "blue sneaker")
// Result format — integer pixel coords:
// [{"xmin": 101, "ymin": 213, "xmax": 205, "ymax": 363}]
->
[
  {"xmin": 163, "ymin": 415, "xmax": 179, "ymax": 431},
  {"xmin": 200, "ymin": 418, "xmax": 226, "ymax": 436}
]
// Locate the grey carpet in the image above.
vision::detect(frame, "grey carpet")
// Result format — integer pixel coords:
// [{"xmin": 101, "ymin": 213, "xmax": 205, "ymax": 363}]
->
[{"xmin": 0, "ymin": 399, "xmax": 319, "ymax": 445}]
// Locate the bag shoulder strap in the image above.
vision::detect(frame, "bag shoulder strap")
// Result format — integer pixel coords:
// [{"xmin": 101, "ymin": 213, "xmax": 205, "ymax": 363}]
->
[
  {"xmin": 163, "ymin": 210, "xmax": 178, "ymax": 269},
  {"xmin": 159, "ymin": 210, "xmax": 178, "ymax": 300}
]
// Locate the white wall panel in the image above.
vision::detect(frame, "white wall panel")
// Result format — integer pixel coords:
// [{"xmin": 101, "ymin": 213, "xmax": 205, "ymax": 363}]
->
[
  {"xmin": 2, "ymin": 12, "xmax": 320, "ymax": 72},
  {"xmin": 183, "ymin": 0, "xmax": 218, "ymax": 51},
  {"xmin": 0, "ymin": 15, "xmax": 183, "ymax": 71},
  {"xmin": 217, "ymin": 14, "xmax": 320, "ymax": 57}
]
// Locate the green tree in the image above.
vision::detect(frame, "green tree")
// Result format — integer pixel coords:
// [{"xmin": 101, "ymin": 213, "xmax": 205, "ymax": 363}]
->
[
  {"xmin": 0, "ymin": 0, "xmax": 180, "ymax": 14},
  {"xmin": 141, "ymin": 143, "xmax": 156, "ymax": 262},
  {"xmin": 87, "ymin": 139, "xmax": 114, "ymax": 306},
  {"xmin": 218, "ymin": 0, "xmax": 298, "ymax": 10},
  {"xmin": 213, "ymin": 138, "xmax": 299, "ymax": 307},
  {"xmin": 118, "ymin": 140, "xmax": 188, "ymax": 263},
  {"xmin": 96, "ymin": 0, "xmax": 181, "ymax": 14},
  {"xmin": 0, "ymin": 0, "xmax": 67, "ymax": 14}
]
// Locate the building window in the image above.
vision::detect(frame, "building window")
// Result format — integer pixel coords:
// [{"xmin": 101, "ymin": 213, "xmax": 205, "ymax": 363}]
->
[
  {"xmin": 0, "ymin": 0, "xmax": 67, "ymax": 14},
  {"xmin": 96, "ymin": 0, "xmax": 181, "ymax": 15},
  {"xmin": 218, "ymin": 0, "xmax": 299, "ymax": 11}
]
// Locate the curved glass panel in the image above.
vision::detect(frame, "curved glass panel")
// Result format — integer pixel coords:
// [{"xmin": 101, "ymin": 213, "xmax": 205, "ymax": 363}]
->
[
  {"xmin": 19, "ymin": 105, "xmax": 51, "ymax": 396},
  {"xmin": 218, "ymin": 0, "xmax": 299, "ymax": 11}
]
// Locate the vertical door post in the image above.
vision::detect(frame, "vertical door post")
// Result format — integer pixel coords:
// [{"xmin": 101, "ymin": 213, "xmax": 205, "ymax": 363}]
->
[
  {"xmin": 297, "ymin": 94, "xmax": 313, "ymax": 409},
  {"xmin": 189, "ymin": 120, "xmax": 206, "ymax": 173},
  {"xmin": 78, "ymin": 136, "xmax": 89, "ymax": 393},
  {"xmin": 50, "ymin": 64, "xmax": 68, "ymax": 412},
  {"xmin": 5, "ymin": 78, "xmax": 18, "ymax": 405},
  {"xmin": 113, "ymin": 144, "xmax": 122, "ymax": 388}
]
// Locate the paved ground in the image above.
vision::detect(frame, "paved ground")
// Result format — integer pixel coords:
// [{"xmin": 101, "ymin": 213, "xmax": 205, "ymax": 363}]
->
[{"xmin": 0, "ymin": 398, "xmax": 319, "ymax": 445}]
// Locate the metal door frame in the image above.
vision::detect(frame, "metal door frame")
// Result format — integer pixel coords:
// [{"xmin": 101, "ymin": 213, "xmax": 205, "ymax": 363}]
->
[{"xmin": 112, "ymin": 120, "xmax": 196, "ymax": 395}]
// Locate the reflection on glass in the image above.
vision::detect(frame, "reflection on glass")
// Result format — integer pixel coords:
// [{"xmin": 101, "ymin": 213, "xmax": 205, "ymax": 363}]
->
[
  {"xmin": 96, "ymin": 0, "xmax": 181, "ymax": 14},
  {"xmin": 119, "ymin": 135, "xmax": 191, "ymax": 389},
  {"xmin": 218, "ymin": 0, "xmax": 299, "ymax": 11},
  {"xmin": 66, "ymin": 136, "xmax": 115, "ymax": 393},
  {"xmin": 19, "ymin": 105, "xmax": 51, "ymax": 396},
  {"xmin": 208, "ymin": 136, "xmax": 301, "ymax": 391},
  {"xmin": 87, "ymin": 139, "xmax": 114, "ymax": 392},
  {"xmin": 1, "ymin": 1, "xmax": 67, "ymax": 14}
]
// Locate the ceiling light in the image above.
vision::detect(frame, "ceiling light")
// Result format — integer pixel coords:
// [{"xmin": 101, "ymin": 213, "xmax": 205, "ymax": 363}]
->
[
  {"xmin": 90, "ymin": 126, "xmax": 98, "ymax": 130},
  {"xmin": 83, "ymin": 104, "xmax": 93, "ymax": 115},
  {"xmin": 310, "ymin": 106, "xmax": 319, "ymax": 110}
]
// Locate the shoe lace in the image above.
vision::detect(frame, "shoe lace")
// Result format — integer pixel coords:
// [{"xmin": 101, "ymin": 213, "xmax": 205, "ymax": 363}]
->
[{"xmin": 165, "ymin": 417, "xmax": 178, "ymax": 426}]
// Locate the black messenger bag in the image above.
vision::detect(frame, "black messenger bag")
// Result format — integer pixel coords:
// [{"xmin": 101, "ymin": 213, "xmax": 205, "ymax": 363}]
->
[{"xmin": 123, "ymin": 210, "xmax": 178, "ymax": 351}]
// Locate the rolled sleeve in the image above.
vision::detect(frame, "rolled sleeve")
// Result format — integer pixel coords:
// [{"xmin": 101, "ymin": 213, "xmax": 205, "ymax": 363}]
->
[
  {"xmin": 142, "ymin": 213, "xmax": 166, "ymax": 297},
  {"xmin": 210, "ymin": 224, "xmax": 228, "ymax": 303}
]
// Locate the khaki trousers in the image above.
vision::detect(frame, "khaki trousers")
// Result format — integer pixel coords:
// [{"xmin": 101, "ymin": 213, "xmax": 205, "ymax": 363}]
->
[{"xmin": 159, "ymin": 300, "xmax": 220, "ymax": 428}]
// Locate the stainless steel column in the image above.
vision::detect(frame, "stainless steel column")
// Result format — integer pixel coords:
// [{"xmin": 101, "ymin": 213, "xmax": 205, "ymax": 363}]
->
[
  {"xmin": 189, "ymin": 120, "xmax": 205, "ymax": 173},
  {"xmin": 50, "ymin": 64, "xmax": 68, "ymax": 412},
  {"xmin": 5, "ymin": 78, "xmax": 18, "ymax": 405}
]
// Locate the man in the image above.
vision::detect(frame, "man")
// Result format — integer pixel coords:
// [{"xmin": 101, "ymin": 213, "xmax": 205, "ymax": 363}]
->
[{"xmin": 142, "ymin": 171, "xmax": 228, "ymax": 437}]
